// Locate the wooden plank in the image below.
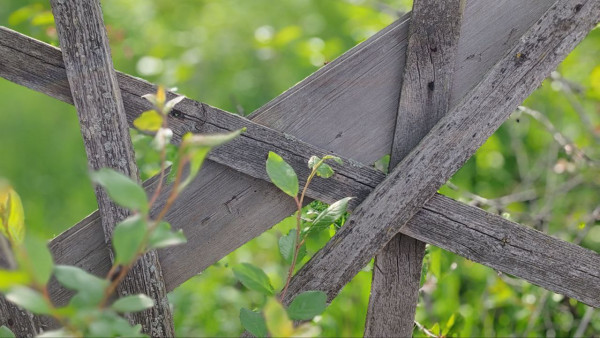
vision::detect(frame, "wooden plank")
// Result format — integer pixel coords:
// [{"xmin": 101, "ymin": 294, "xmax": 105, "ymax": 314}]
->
[
  {"xmin": 404, "ymin": 194, "xmax": 600, "ymax": 308},
  {"xmin": 281, "ymin": 0, "xmax": 600, "ymax": 308},
  {"xmin": 1, "ymin": 0, "xmax": 556, "ymax": 167},
  {"xmin": 48, "ymin": 0, "xmax": 174, "ymax": 335},
  {"xmin": 2, "ymin": 5, "xmax": 600, "ymax": 308},
  {"xmin": 0, "ymin": 238, "xmax": 46, "ymax": 337},
  {"xmin": 365, "ymin": 0, "xmax": 465, "ymax": 336},
  {"xmin": 0, "ymin": 297, "xmax": 45, "ymax": 337},
  {"xmin": 249, "ymin": 0, "xmax": 555, "ymax": 164}
]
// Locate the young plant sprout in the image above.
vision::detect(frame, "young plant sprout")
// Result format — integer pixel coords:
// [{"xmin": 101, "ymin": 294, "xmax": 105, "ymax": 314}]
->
[
  {"xmin": 232, "ymin": 152, "xmax": 352, "ymax": 337},
  {"xmin": 0, "ymin": 86, "xmax": 244, "ymax": 337}
]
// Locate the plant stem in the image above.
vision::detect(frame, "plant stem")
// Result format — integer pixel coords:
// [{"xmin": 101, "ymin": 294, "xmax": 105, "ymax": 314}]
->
[
  {"xmin": 279, "ymin": 160, "xmax": 325, "ymax": 301},
  {"xmin": 99, "ymin": 142, "xmax": 189, "ymax": 309},
  {"xmin": 148, "ymin": 135, "xmax": 168, "ymax": 208},
  {"xmin": 155, "ymin": 153, "xmax": 188, "ymax": 223}
]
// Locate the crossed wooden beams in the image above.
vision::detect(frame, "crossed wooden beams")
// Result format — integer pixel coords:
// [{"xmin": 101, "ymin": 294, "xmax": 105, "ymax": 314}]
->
[{"xmin": 1, "ymin": 0, "xmax": 599, "ymax": 335}]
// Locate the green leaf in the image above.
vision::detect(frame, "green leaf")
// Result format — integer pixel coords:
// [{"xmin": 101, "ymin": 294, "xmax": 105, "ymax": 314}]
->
[
  {"xmin": 444, "ymin": 313, "xmax": 464, "ymax": 336},
  {"xmin": 178, "ymin": 147, "xmax": 210, "ymax": 193},
  {"xmin": 0, "ymin": 325, "xmax": 15, "ymax": 338},
  {"xmin": 31, "ymin": 11, "xmax": 54, "ymax": 26},
  {"xmin": 287, "ymin": 290, "xmax": 327, "ymax": 320},
  {"xmin": 166, "ymin": 153, "xmax": 181, "ymax": 185},
  {"xmin": 87, "ymin": 311, "xmax": 146, "ymax": 337},
  {"xmin": 5, "ymin": 286, "xmax": 51, "ymax": 314},
  {"xmin": 292, "ymin": 323, "xmax": 321, "ymax": 337},
  {"xmin": 54, "ymin": 265, "xmax": 109, "ymax": 291},
  {"xmin": 0, "ymin": 180, "xmax": 25, "ymax": 244},
  {"xmin": 264, "ymin": 297, "xmax": 294, "ymax": 337},
  {"xmin": 112, "ymin": 294, "xmax": 155, "ymax": 313},
  {"xmin": 164, "ymin": 96, "xmax": 185, "ymax": 115},
  {"xmin": 177, "ymin": 129, "xmax": 245, "ymax": 192},
  {"xmin": 182, "ymin": 128, "xmax": 246, "ymax": 148},
  {"xmin": 133, "ymin": 110, "xmax": 163, "ymax": 132},
  {"xmin": 307, "ymin": 156, "xmax": 320, "ymax": 169},
  {"xmin": 112, "ymin": 215, "xmax": 147, "ymax": 265},
  {"xmin": 315, "ymin": 163, "xmax": 334, "ymax": 178},
  {"xmin": 430, "ymin": 246, "xmax": 442, "ymax": 279},
  {"xmin": 148, "ymin": 221, "xmax": 187, "ymax": 249},
  {"xmin": 430, "ymin": 322, "xmax": 441, "ymax": 336},
  {"xmin": 90, "ymin": 168, "xmax": 148, "ymax": 214},
  {"xmin": 322, "ymin": 155, "xmax": 343, "ymax": 165},
  {"xmin": 240, "ymin": 308, "xmax": 268, "ymax": 338},
  {"xmin": 308, "ymin": 197, "xmax": 352, "ymax": 235},
  {"xmin": 0, "ymin": 270, "xmax": 30, "ymax": 292},
  {"xmin": 232, "ymin": 263, "xmax": 274, "ymax": 295},
  {"xmin": 278, "ymin": 230, "xmax": 305, "ymax": 264},
  {"xmin": 142, "ymin": 93, "xmax": 157, "ymax": 106},
  {"xmin": 374, "ymin": 154, "xmax": 390, "ymax": 174},
  {"xmin": 308, "ymin": 156, "xmax": 338, "ymax": 178},
  {"xmin": 266, "ymin": 152, "xmax": 298, "ymax": 197},
  {"xmin": 54, "ymin": 265, "xmax": 109, "ymax": 307},
  {"xmin": 16, "ymin": 235, "xmax": 54, "ymax": 285},
  {"xmin": 37, "ymin": 329, "xmax": 75, "ymax": 338},
  {"xmin": 442, "ymin": 313, "xmax": 456, "ymax": 336}
]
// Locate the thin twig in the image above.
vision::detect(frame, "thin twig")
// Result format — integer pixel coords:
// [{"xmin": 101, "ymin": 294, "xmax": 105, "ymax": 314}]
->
[
  {"xmin": 574, "ymin": 307, "xmax": 595, "ymax": 338},
  {"xmin": 414, "ymin": 320, "xmax": 439, "ymax": 338},
  {"xmin": 551, "ymin": 72, "xmax": 600, "ymax": 144},
  {"xmin": 518, "ymin": 106, "xmax": 599, "ymax": 167}
]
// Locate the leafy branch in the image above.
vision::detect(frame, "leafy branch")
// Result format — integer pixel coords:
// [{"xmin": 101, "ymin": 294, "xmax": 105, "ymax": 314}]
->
[
  {"xmin": 233, "ymin": 152, "xmax": 352, "ymax": 337},
  {"xmin": 0, "ymin": 86, "xmax": 244, "ymax": 337}
]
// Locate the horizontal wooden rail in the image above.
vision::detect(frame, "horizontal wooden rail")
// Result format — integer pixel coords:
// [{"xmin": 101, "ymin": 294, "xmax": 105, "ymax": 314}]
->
[
  {"xmin": 281, "ymin": 0, "xmax": 600, "ymax": 309},
  {"xmin": 1, "ymin": 18, "xmax": 599, "ymax": 307}
]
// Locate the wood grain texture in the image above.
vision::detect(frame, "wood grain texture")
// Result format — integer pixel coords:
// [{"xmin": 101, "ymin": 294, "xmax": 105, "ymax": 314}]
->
[
  {"xmin": 2, "ymin": 0, "xmax": 600, "ymax": 310},
  {"xmin": 249, "ymin": 0, "xmax": 555, "ymax": 164},
  {"xmin": 282, "ymin": 0, "xmax": 600, "ymax": 309},
  {"xmin": 366, "ymin": 235, "xmax": 426, "ymax": 337},
  {"xmin": 48, "ymin": 0, "xmax": 174, "ymax": 335},
  {"xmin": 0, "ymin": 297, "xmax": 45, "ymax": 337},
  {"xmin": 0, "ymin": 240, "xmax": 46, "ymax": 337},
  {"xmin": 366, "ymin": 0, "xmax": 465, "ymax": 336}
]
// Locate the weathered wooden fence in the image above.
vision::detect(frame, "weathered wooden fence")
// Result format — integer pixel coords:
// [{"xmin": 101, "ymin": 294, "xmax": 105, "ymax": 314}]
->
[{"xmin": 0, "ymin": 0, "xmax": 599, "ymax": 336}]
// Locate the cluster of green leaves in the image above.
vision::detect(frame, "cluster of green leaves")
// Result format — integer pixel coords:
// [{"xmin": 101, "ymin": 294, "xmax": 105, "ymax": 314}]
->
[
  {"xmin": 0, "ymin": 87, "xmax": 243, "ymax": 337},
  {"xmin": 231, "ymin": 152, "xmax": 352, "ymax": 337}
]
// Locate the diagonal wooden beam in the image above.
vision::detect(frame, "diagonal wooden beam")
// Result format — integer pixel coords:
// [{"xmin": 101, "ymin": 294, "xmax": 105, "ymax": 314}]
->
[
  {"xmin": 365, "ymin": 0, "xmax": 465, "ymax": 336},
  {"xmin": 281, "ymin": 0, "xmax": 600, "ymax": 309},
  {"xmin": 49, "ymin": 0, "xmax": 174, "ymax": 335},
  {"xmin": 1, "ymin": 22, "xmax": 600, "ymax": 310}
]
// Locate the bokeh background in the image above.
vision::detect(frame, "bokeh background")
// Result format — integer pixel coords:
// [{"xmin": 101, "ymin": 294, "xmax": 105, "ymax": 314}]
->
[{"xmin": 1, "ymin": 0, "xmax": 599, "ymax": 336}]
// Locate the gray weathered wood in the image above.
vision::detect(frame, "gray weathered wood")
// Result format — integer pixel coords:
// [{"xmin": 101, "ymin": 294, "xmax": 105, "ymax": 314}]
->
[
  {"xmin": 282, "ymin": 0, "xmax": 600, "ymax": 308},
  {"xmin": 48, "ymin": 0, "xmax": 174, "ymax": 335},
  {"xmin": 365, "ymin": 0, "xmax": 465, "ymax": 336},
  {"xmin": 249, "ymin": 0, "xmax": 555, "ymax": 164},
  {"xmin": 0, "ymin": 297, "xmax": 45, "ymax": 337},
  {"xmin": 1, "ymin": 0, "xmax": 556, "ymax": 167},
  {"xmin": 366, "ymin": 234, "xmax": 426, "ymax": 337},
  {"xmin": 0, "ymin": 238, "xmax": 46, "ymax": 337},
  {"xmin": 1, "ymin": 1, "xmax": 600, "ymax": 308}
]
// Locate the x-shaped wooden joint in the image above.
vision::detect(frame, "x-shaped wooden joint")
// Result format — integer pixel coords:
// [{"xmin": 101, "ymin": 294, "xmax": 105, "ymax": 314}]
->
[{"xmin": 0, "ymin": 0, "xmax": 599, "ymax": 334}]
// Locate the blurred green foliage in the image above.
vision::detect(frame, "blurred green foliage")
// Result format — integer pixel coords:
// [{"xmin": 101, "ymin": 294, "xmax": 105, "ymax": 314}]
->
[{"xmin": 1, "ymin": 0, "xmax": 599, "ymax": 336}]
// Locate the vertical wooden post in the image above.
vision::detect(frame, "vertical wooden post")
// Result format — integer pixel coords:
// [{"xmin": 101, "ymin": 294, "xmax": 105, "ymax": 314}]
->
[
  {"xmin": 364, "ymin": 0, "xmax": 465, "ymax": 336},
  {"xmin": 0, "ymin": 237, "xmax": 45, "ymax": 337},
  {"xmin": 49, "ymin": 0, "xmax": 175, "ymax": 336}
]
